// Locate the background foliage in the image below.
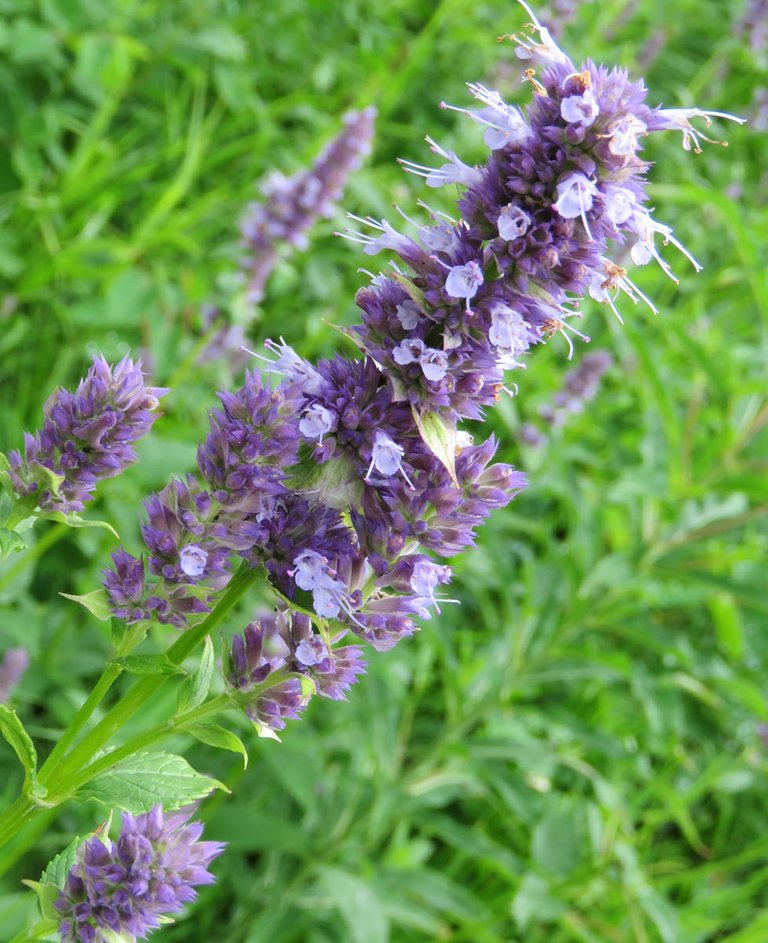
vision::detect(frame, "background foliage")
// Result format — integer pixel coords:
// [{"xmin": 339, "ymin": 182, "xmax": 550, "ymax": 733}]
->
[{"xmin": 1, "ymin": 0, "xmax": 766, "ymax": 940}]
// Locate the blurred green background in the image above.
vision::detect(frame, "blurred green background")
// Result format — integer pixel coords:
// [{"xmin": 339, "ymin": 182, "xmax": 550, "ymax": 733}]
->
[{"xmin": 1, "ymin": 0, "xmax": 767, "ymax": 940}]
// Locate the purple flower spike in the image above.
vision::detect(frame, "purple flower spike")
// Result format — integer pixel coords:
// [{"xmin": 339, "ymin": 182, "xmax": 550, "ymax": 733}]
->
[
  {"xmin": 8, "ymin": 356, "xmax": 166, "ymax": 514},
  {"xmin": 55, "ymin": 805, "xmax": 225, "ymax": 943},
  {"xmin": 241, "ymin": 107, "xmax": 376, "ymax": 303},
  {"xmin": 0, "ymin": 646, "xmax": 29, "ymax": 704}
]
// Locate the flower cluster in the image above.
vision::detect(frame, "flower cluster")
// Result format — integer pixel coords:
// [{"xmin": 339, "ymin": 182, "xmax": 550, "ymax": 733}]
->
[
  {"xmin": 0, "ymin": 646, "xmax": 28, "ymax": 704},
  {"xmin": 240, "ymin": 107, "xmax": 377, "ymax": 304},
  {"xmin": 345, "ymin": 4, "xmax": 742, "ymax": 424},
  {"xmin": 225, "ymin": 610, "xmax": 366, "ymax": 733},
  {"xmin": 55, "ymin": 805, "xmax": 224, "ymax": 943},
  {"xmin": 99, "ymin": 1, "xmax": 738, "ymax": 734},
  {"xmin": 7, "ymin": 356, "xmax": 166, "ymax": 515}
]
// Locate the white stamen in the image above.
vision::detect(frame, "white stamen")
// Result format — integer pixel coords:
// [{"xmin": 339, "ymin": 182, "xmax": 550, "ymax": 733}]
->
[
  {"xmin": 298, "ymin": 403, "xmax": 335, "ymax": 445},
  {"xmin": 399, "ymin": 137, "xmax": 482, "ymax": 189},
  {"xmin": 247, "ymin": 337, "xmax": 325, "ymax": 395},
  {"xmin": 365, "ymin": 431, "xmax": 414, "ymax": 488},
  {"xmin": 655, "ymin": 108, "xmax": 746, "ymax": 154},
  {"xmin": 501, "ymin": 1, "xmax": 570, "ymax": 66},
  {"xmin": 630, "ymin": 211, "xmax": 702, "ymax": 283},
  {"xmin": 552, "ymin": 173, "xmax": 599, "ymax": 240}
]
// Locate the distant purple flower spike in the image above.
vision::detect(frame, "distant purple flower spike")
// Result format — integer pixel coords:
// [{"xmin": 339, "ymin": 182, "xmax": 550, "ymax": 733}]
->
[
  {"xmin": 0, "ymin": 647, "xmax": 29, "ymax": 704},
  {"xmin": 55, "ymin": 805, "xmax": 224, "ymax": 943},
  {"xmin": 8, "ymin": 356, "xmax": 166, "ymax": 514},
  {"xmin": 534, "ymin": 348, "xmax": 613, "ymax": 434},
  {"xmin": 241, "ymin": 107, "xmax": 376, "ymax": 303}
]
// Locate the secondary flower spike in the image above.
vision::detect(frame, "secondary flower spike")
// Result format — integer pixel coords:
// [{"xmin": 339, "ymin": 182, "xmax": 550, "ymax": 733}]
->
[
  {"xmin": 8, "ymin": 356, "xmax": 166, "ymax": 515},
  {"xmin": 0, "ymin": 647, "xmax": 29, "ymax": 704},
  {"xmin": 55, "ymin": 805, "xmax": 224, "ymax": 943},
  {"xmin": 240, "ymin": 106, "xmax": 377, "ymax": 303}
]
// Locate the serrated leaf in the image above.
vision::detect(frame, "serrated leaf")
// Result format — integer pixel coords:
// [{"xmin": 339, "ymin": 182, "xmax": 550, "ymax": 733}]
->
[
  {"xmin": 44, "ymin": 511, "xmax": 119, "ymax": 539},
  {"xmin": 40, "ymin": 834, "xmax": 86, "ymax": 889},
  {"xmin": 60, "ymin": 589, "xmax": 112, "ymax": 621},
  {"xmin": 186, "ymin": 724, "xmax": 248, "ymax": 768},
  {"xmin": 110, "ymin": 654, "xmax": 185, "ymax": 676},
  {"xmin": 176, "ymin": 636, "xmax": 214, "ymax": 713},
  {"xmin": 0, "ymin": 705, "xmax": 45, "ymax": 800},
  {"xmin": 78, "ymin": 751, "xmax": 227, "ymax": 812},
  {"xmin": 411, "ymin": 407, "xmax": 458, "ymax": 486}
]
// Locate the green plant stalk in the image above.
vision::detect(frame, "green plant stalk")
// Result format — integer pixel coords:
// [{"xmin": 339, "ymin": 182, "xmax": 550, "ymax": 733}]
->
[
  {"xmin": 65, "ymin": 693, "xmax": 235, "ymax": 795},
  {"xmin": 0, "ymin": 561, "xmax": 258, "ymax": 847},
  {"xmin": 0, "ymin": 522, "xmax": 67, "ymax": 592},
  {"xmin": 35, "ymin": 664, "xmax": 124, "ymax": 784},
  {"xmin": 0, "ymin": 795, "xmax": 36, "ymax": 850},
  {"xmin": 37, "ymin": 621, "xmax": 152, "ymax": 783},
  {"xmin": 42, "ymin": 561, "xmax": 257, "ymax": 798}
]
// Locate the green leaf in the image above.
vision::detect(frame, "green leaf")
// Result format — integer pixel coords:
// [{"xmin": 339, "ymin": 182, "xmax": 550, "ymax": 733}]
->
[
  {"xmin": 78, "ymin": 751, "xmax": 227, "ymax": 813},
  {"xmin": 389, "ymin": 271, "xmax": 428, "ymax": 310},
  {"xmin": 110, "ymin": 654, "xmax": 185, "ymax": 677},
  {"xmin": 0, "ymin": 891, "xmax": 39, "ymax": 940},
  {"xmin": 186, "ymin": 725, "xmax": 248, "ymax": 768},
  {"xmin": 318, "ymin": 868, "xmax": 389, "ymax": 943},
  {"xmin": 0, "ymin": 527, "xmax": 28, "ymax": 560},
  {"xmin": 8, "ymin": 916, "xmax": 61, "ymax": 942},
  {"xmin": 44, "ymin": 511, "xmax": 119, "ymax": 540},
  {"xmin": 26, "ymin": 463, "xmax": 65, "ymax": 500},
  {"xmin": 531, "ymin": 798, "xmax": 588, "ymax": 877},
  {"xmin": 176, "ymin": 636, "xmax": 214, "ymax": 712},
  {"xmin": 40, "ymin": 833, "xmax": 87, "ymax": 889},
  {"xmin": 511, "ymin": 874, "xmax": 566, "ymax": 930},
  {"xmin": 19, "ymin": 882, "xmax": 60, "ymax": 923},
  {"xmin": 411, "ymin": 407, "xmax": 458, "ymax": 487},
  {"xmin": 0, "ymin": 705, "xmax": 46, "ymax": 800},
  {"xmin": 60, "ymin": 589, "xmax": 112, "ymax": 622}
]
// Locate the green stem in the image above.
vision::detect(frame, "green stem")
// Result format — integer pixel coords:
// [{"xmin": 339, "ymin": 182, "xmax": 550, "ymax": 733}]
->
[
  {"xmin": 0, "ymin": 522, "xmax": 67, "ymax": 592},
  {"xmin": 42, "ymin": 562, "xmax": 256, "ymax": 801},
  {"xmin": 66, "ymin": 694, "xmax": 235, "ymax": 795},
  {"xmin": 0, "ymin": 795, "xmax": 35, "ymax": 849},
  {"xmin": 0, "ymin": 806, "xmax": 58, "ymax": 879},
  {"xmin": 36, "ymin": 663, "xmax": 123, "ymax": 784}
]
